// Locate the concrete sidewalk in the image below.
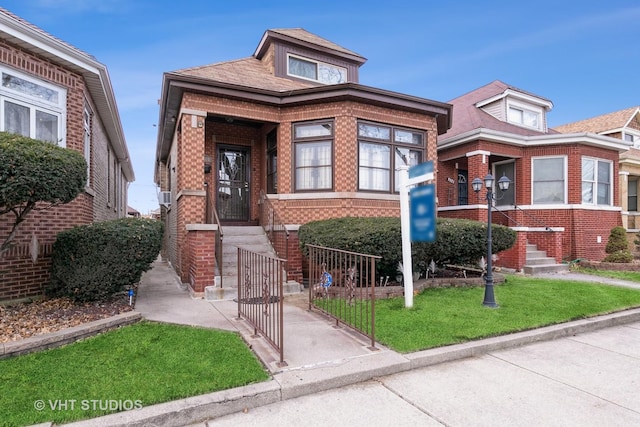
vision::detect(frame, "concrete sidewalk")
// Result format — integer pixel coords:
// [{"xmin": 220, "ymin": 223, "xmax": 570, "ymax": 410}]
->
[{"xmin": 64, "ymin": 259, "xmax": 640, "ymax": 426}]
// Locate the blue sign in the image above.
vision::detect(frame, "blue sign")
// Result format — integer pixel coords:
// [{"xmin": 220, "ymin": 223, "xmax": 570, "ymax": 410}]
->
[
  {"xmin": 409, "ymin": 160, "xmax": 434, "ymax": 179},
  {"xmin": 410, "ymin": 183, "xmax": 436, "ymax": 242}
]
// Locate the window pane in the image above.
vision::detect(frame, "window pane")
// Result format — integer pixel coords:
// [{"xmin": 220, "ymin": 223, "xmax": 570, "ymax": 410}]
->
[
  {"xmin": 2, "ymin": 72, "xmax": 59, "ymax": 103},
  {"xmin": 359, "ymin": 142, "xmax": 390, "ymax": 191},
  {"xmin": 4, "ymin": 100, "xmax": 29, "ymax": 136},
  {"xmin": 597, "ymin": 182, "xmax": 610, "ymax": 205},
  {"xmin": 597, "ymin": 161, "xmax": 610, "ymax": 184},
  {"xmin": 393, "ymin": 147, "xmax": 420, "ymax": 192},
  {"xmin": 394, "ymin": 129, "xmax": 422, "ymax": 145},
  {"xmin": 495, "ymin": 162, "xmax": 515, "ymax": 206},
  {"xmin": 508, "ymin": 107, "xmax": 523, "ymax": 123},
  {"xmin": 288, "ymin": 57, "xmax": 316, "ymax": 80},
  {"xmin": 295, "ymin": 123, "xmax": 332, "ymax": 138},
  {"xmin": 358, "ymin": 123, "xmax": 390, "ymax": 140},
  {"xmin": 533, "ymin": 158, "xmax": 564, "ymax": 203},
  {"xmin": 36, "ymin": 110, "xmax": 58, "ymax": 143},
  {"xmin": 524, "ymin": 110, "xmax": 539, "ymax": 127},
  {"xmin": 582, "ymin": 158, "xmax": 594, "ymax": 181},
  {"xmin": 295, "ymin": 141, "xmax": 331, "ymax": 190},
  {"xmin": 582, "ymin": 182, "xmax": 593, "ymax": 203}
]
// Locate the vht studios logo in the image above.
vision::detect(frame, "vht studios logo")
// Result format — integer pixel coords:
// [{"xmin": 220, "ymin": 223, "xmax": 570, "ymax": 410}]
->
[{"xmin": 34, "ymin": 399, "xmax": 143, "ymax": 411}]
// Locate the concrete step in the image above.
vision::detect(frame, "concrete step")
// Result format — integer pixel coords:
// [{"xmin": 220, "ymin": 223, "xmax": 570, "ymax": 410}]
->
[
  {"xmin": 526, "ymin": 250, "xmax": 547, "ymax": 259},
  {"xmin": 525, "ymin": 256, "xmax": 558, "ymax": 266},
  {"xmin": 523, "ymin": 263, "xmax": 570, "ymax": 275}
]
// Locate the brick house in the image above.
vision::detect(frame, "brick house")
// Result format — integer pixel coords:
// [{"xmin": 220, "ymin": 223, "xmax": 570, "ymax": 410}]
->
[
  {"xmin": 0, "ymin": 9, "xmax": 134, "ymax": 302},
  {"xmin": 436, "ymin": 81, "xmax": 631, "ymax": 271},
  {"xmin": 553, "ymin": 107, "xmax": 640, "ymax": 236},
  {"xmin": 154, "ymin": 28, "xmax": 451, "ymax": 294}
]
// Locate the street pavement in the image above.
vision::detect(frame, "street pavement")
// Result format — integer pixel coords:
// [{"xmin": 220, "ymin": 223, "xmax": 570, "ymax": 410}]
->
[{"xmin": 64, "ymin": 259, "xmax": 640, "ymax": 427}]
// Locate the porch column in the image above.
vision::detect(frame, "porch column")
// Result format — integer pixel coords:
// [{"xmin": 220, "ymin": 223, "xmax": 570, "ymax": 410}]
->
[
  {"xmin": 177, "ymin": 109, "xmax": 207, "ymax": 284},
  {"xmin": 466, "ymin": 150, "xmax": 491, "ymax": 221}
]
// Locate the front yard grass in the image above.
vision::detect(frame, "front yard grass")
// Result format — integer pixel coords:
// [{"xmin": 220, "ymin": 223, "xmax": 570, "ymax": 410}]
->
[
  {"xmin": 570, "ymin": 267, "xmax": 640, "ymax": 282},
  {"xmin": 4, "ymin": 274, "xmax": 640, "ymax": 426},
  {"xmin": 373, "ymin": 274, "xmax": 640, "ymax": 353},
  {"xmin": 0, "ymin": 321, "xmax": 269, "ymax": 427}
]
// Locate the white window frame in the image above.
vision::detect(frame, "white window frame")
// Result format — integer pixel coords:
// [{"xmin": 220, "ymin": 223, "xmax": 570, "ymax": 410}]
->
[
  {"xmin": 83, "ymin": 107, "xmax": 91, "ymax": 186},
  {"xmin": 493, "ymin": 159, "xmax": 516, "ymax": 206},
  {"xmin": 287, "ymin": 54, "xmax": 347, "ymax": 85},
  {"xmin": 0, "ymin": 65, "xmax": 66, "ymax": 146},
  {"xmin": 531, "ymin": 156, "xmax": 567, "ymax": 205},
  {"xmin": 581, "ymin": 157, "xmax": 613, "ymax": 206},
  {"xmin": 507, "ymin": 100, "xmax": 542, "ymax": 131}
]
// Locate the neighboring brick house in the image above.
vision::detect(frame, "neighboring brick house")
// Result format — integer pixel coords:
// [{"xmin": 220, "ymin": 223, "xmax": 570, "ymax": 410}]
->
[
  {"xmin": 437, "ymin": 81, "xmax": 631, "ymax": 271},
  {"xmin": 553, "ymin": 107, "xmax": 640, "ymax": 235},
  {"xmin": 0, "ymin": 9, "xmax": 134, "ymax": 301},
  {"xmin": 154, "ymin": 28, "xmax": 451, "ymax": 294}
]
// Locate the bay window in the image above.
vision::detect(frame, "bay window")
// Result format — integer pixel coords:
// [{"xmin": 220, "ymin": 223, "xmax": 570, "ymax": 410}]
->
[
  {"xmin": 582, "ymin": 157, "xmax": 612, "ymax": 205},
  {"xmin": 358, "ymin": 121, "xmax": 424, "ymax": 193},
  {"xmin": 532, "ymin": 156, "xmax": 566, "ymax": 204},
  {"xmin": 294, "ymin": 120, "xmax": 333, "ymax": 191}
]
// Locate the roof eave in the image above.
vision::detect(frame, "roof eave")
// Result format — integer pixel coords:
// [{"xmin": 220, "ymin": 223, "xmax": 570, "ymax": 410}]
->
[{"xmin": 439, "ymin": 129, "xmax": 632, "ymax": 152}]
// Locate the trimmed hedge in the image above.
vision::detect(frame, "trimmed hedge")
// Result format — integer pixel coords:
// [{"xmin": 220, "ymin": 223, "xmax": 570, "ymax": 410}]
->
[
  {"xmin": 47, "ymin": 218, "xmax": 164, "ymax": 302},
  {"xmin": 298, "ymin": 216, "xmax": 516, "ymax": 279}
]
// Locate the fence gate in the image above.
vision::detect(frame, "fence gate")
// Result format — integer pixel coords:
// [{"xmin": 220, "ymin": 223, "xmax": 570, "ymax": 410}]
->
[
  {"xmin": 307, "ymin": 244, "xmax": 381, "ymax": 350},
  {"xmin": 236, "ymin": 247, "xmax": 287, "ymax": 367}
]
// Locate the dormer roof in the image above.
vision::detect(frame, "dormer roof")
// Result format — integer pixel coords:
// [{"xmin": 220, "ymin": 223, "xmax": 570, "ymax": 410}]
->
[{"xmin": 440, "ymin": 80, "xmax": 556, "ymax": 143}]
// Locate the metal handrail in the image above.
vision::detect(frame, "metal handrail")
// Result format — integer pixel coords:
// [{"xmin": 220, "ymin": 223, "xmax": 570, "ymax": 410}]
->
[
  {"xmin": 259, "ymin": 191, "xmax": 289, "ymax": 262},
  {"xmin": 205, "ymin": 182, "xmax": 224, "ymax": 286}
]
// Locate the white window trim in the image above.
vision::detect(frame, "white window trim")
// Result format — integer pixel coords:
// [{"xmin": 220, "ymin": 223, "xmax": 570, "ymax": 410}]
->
[
  {"xmin": 286, "ymin": 53, "xmax": 347, "ymax": 85},
  {"xmin": 581, "ymin": 156, "xmax": 613, "ymax": 206},
  {"xmin": 531, "ymin": 155, "xmax": 567, "ymax": 205},
  {"xmin": 507, "ymin": 99, "xmax": 543, "ymax": 131},
  {"xmin": 0, "ymin": 65, "xmax": 67, "ymax": 146}
]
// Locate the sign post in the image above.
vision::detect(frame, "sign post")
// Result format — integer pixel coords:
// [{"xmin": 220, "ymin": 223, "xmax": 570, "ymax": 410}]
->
[{"xmin": 398, "ymin": 161, "xmax": 435, "ymax": 308}]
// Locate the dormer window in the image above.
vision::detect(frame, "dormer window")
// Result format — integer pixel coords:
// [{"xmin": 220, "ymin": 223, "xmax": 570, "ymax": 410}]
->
[
  {"xmin": 287, "ymin": 54, "xmax": 347, "ymax": 84},
  {"xmin": 508, "ymin": 104, "xmax": 541, "ymax": 129}
]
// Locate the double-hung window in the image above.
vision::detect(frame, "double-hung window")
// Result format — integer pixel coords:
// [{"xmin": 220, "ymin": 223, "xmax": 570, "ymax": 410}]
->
[
  {"xmin": 507, "ymin": 102, "xmax": 542, "ymax": 131},
  {"xmin": 0, "ymin": 66, "xmax": 66, "ymax": 146},
  {"xmin": 582, "ymin": 157, "xmax": 612, "ymax": 205},
  {"xmin": 287, "ymin": 54, "xmax": 347, "ymax": 85},
  {"xmin": 532, "ymin": 156, "xmax": 566, "ymax": 204},
  {"xmin": 629, "ymin": 177, "xmax": 638, "ymax": 212},
  {"xmin": 293, "ymin": 120, "xmax": 333, "ymax": 191},
  {"xmin": 358, "ymin": 122, "xmax": 424, "ymax": 193}
]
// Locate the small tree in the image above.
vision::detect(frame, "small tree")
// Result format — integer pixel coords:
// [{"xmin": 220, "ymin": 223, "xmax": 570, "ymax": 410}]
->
[
  {"xmin": 603, "ymin": 226, "xmax": 633, "ymax": 263},
  {"xmin": 0, "ymin": 132, "xmax": 87, "ymax": 255}
]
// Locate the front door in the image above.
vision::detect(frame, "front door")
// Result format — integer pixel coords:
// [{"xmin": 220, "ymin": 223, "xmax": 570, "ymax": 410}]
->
[{"xmin": 217, "ymin": 147, "xmax": 249, "ymax": 221}]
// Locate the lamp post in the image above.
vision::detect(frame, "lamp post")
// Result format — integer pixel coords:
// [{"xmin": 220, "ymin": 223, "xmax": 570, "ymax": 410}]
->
[{"xmin": 472, "ymin": 173, "xmax": 510, "ymax": 308}]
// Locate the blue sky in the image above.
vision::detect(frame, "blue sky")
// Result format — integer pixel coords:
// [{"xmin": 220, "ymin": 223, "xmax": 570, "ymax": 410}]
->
[{"xmin": 3, "ymin": 1, "xmax": 639, "ymax": 214}]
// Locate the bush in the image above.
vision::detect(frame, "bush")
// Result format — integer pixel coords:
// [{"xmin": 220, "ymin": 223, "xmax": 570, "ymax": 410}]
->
[
  {"xmin": 604, "ymin": 226, "xmax": 632, "ymax": 263},
  {"xmin": 298, "ymin": 216, "xmax": 516, "ymax": 279},
  {"xmin": 603, "ymin": 249, "xmax": 634, "ymax": 263},
  {"xmin": 47, "ymin": 218, "xmax": 164, "ymax": 302}
]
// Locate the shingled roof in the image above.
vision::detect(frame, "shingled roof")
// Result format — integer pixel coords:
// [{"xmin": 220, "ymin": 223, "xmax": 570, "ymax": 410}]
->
[
  {"xmin": 174, "ymin": 57, "xmax": 316, "ymax": 92},
  {"xmin": 441, "ymin": 80, "xmax": 556, "ymax": 142},
  {"xmin": 552, "ymin": 106, "xmax": 640, "ymax": 134}
]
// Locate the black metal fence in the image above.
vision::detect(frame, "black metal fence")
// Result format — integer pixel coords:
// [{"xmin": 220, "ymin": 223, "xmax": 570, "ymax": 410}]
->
[
  {"xmin": 306, "ymin": 244, "xmax": 381, "ymax": 350},
  {"xmin": 236, "ymin": 247, "xmax": 287, "ymax": 367}
]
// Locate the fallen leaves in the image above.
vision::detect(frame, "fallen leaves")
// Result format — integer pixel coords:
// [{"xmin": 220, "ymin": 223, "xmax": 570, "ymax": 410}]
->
[{"xmin": 0, "ymin": 295, "xmax": 134, "ymax": 343}]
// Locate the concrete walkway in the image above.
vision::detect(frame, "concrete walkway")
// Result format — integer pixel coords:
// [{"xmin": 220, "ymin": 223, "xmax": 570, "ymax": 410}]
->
[{"xmin": 64, "ymin": 259, "xmax": 640, "ymax": 426}]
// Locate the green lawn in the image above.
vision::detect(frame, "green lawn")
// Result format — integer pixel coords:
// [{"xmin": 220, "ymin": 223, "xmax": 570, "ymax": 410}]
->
[
  {"xmin": 570, "ymin": 267, "xmax": 640, "ymax": 282},
  {"xmin": 0, "ymin": 321, "xmax": 269, "ymax": 427},
  {"xmin": 4, "ymin": 274, "xmax": 640, "ymax": 426},
  {"xmin": 373, "ymin": 274, "xmax": 640, "ymax": 352}
]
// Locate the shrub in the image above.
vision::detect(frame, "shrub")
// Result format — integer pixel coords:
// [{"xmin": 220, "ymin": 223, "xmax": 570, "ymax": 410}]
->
[
  {"xmin": 604, "ymin": 226, "xmax": 632, "ymax": 263},
  {"xmin": 47, "ymin": 218, "xmax": 164, "ymax": 302},
  {"xmin": 603, "ymin": 249, "xmax": 634, "ymax": 263},
  {"xmin": 0, "ymin": 132, "xmax": 86, "ymax": 254},
  {"xmin": 606, "ymin": 226, "xmax": 629, "ymax": 254},
  {"xmin": 298, "ymin": 216, "xmax": 516, "ymax": 279}
]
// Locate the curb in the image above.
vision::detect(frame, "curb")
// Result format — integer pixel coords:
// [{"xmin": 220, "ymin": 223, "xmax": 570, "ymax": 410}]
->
[
  {"xmin": 1, "ymin": 311, "xmax": 142, "ymax": 359},
  {"xmin": 60, "ymin": 307, "xmax": 640, "ymax": 426}
]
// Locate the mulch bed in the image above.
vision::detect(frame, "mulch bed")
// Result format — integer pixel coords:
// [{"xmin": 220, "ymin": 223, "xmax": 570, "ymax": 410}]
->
[{"xmin": 0, "ymin": 294, "xmax": 134, "ymax": 344}]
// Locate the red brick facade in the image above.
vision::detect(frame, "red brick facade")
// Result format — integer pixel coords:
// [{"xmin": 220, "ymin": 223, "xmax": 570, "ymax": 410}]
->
[{"xmin": 0, "ymin": 17, "xmax": 132, "ymax": 302}]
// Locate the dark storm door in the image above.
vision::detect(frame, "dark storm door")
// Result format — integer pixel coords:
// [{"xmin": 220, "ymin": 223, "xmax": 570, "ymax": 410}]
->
[{"xmin": 217, "ymin": 147, "xmax": 249, "ymax": 221}]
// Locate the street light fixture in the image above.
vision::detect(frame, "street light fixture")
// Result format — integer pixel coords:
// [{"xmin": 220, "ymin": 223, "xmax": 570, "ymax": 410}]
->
[{"xmin": 472, "ymin": 173, "xmax": 511, "ymax": 308}]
